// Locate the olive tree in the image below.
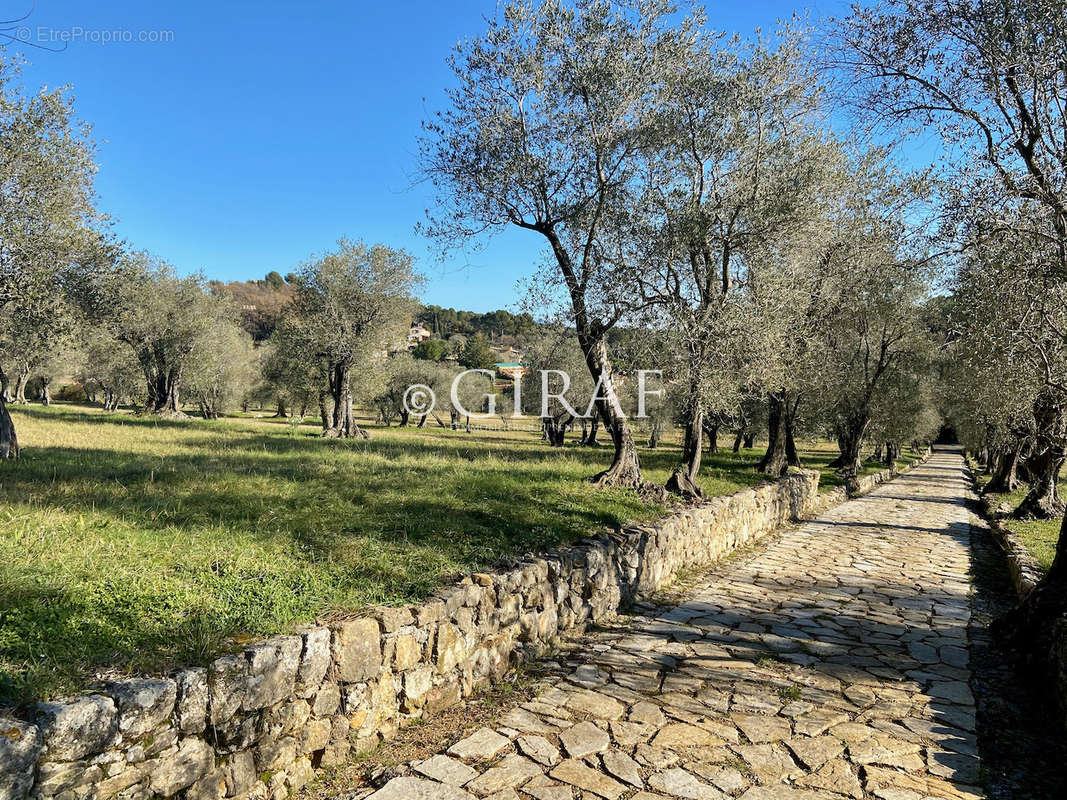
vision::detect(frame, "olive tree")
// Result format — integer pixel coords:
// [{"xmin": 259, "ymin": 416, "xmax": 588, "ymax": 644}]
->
[
  {"xmin": 75, "ymin": 326, "xmax": 143, "ymax": 411},
  {"xmin": 804, "ymin": 175, "xmax": 935, "ymax": 484},
  {"xmin": 0, "ymin": 56, "xmax": 103, "ymax": 457},
  {"xmin": 420, "ymin": 0, "xmax": 700, "ymax": 487},
  {"xmin": 287, "ymin": 239, "xmax": 420, "ymax": 439},
  {"xmin": 185, "ymin": 317, "xmax": 257, "ymax": 419},
  {"xmin": 627, "ymin": 27, "xmax": 833, "ymax": 493},
  {"xmin": 105, "ymin": 254, "xmax": 231, "ymax": 416},
  {"xmin": 839, "ymin": 0, "xmax": 1067, "ymax": 254}
]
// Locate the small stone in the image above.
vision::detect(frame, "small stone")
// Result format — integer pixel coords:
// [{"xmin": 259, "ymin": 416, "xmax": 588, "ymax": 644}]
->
[
  {"xmin": 147, "ymin": 737, "xmax": 213, "ymax": 796},
  {"xmin": 333, "ymin": 618, "xmax": 383, "ymax": 682},
  {"xmin": 550, "ymin": 759, "xmax": 627, "ymax": 800},
  {"xmin": 36, "ymin": 694, "xmax": 117, "ymax": 761},
  {"xmin": 376, "ymin": 606, "xmax": 415, "ymax": 632},
  {"xmin": 927, "ymin": 681, "xmax": 974, "ymax": 706},
  {"xmin": 648, "ymin": 767, "xmax": 723, "ymax": 799},
  {"xmin": 629, "ymin": 701, "xmax": 667, "ymax": 727},
  {"xmin": 517, "ymin": 735, "xmax": 560, "ymax": 766},
  {"xmin": 465, "ymin": 754, "xmax": 542, "ymax": 795},
  {"xmin": 109, "ymin": 678, "xmax": 178, "ymax": 739},
  {"xmin": 244, "ymin": 635, "xmax": 302, "ymax": 709},
  {"xmin": 564, "ymin": 690, "xmax": 626, "ymax": 720},
  {"xmin": 448, "ymin": 727, "xmax": 510, "ymax": 762},
  {"xmin": 692, "ymin": 765, "xmax": 746, "ymax": 793},
  {"xmin": 367, "ymin": 776, "xmax": 475, "ymax": 800},
  {"xmin": 651, "ymin": 723, "xmax": 723, "ymax": 749},
  {"xmin": 498, "ymin": 707, "xmax": 554, "ymax": 734},
  {"xmin": 393, "ymin": 634, "xmax": 422, "ymax": 670},
  {"xmin": 436, "ymin": 622, "xmax": 467, "ymax": 673},
  {"xmin": 174, "ymin": 668, "xmax": 208, "ymax": 734},
  {"xmin": 569, "ymin": 664, "xmax": 609, "ymax": 688},
  {"xmin": 601, "ymin": 749, "xmax": 643, "ymax": 787},
  {"xmin": 297, "ymin": 626, "xmax": 332, "ymax": 692},
  {"xmin": 794, "ymin": 759, "xmax": 863, "ymax": 797},
  {"xmin": 786, "ymin": 735, "xmax": 844, "ymax": 769},
  {"xmin": 560, "ymin": 721, "xmax": 610, "ymax": 758},
  {"xmin": 414, "ymin": 754, "xmax": 478, "ymax": 786},
  {"xmin": 847, "ymin": 733, "xmax": 922, "ymax": 769},
  {"xmin": 0, "ymin": 717, "xmax": 40, "ymax": 800},
  {"xmin": 732, "ymin": 714, "xmax": 791, "ymax": 744},
  {"xmin": 610, "ymin": 720, "xmax": 656, "ymax": 747},
  {"xmin": 523, "ymin": 784, "xmax": 572, "ymax": 800}
]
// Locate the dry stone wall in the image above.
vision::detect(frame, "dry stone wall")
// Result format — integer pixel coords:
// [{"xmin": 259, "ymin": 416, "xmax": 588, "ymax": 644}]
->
[
  {"xmin": 975, "ymin": 482, "xmax": 1067, "ymax": 734},
  {"xmin": 0, "ymin": 455, "xmax": 926, "ymax": 800}
]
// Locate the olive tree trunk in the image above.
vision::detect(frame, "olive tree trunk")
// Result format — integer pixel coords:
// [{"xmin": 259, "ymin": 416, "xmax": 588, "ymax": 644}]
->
[
  {"xmin": 1014, "ymin": 391, "xmax": 1066, "ymax": 518},
  {"xmin": 833, "ymin": 410, "xmax": 871, "ymax": 490},
  {"xmin": 545, "ymin": 228, "xmax": 642, "ymax": 488},
  {"xmin": 667, "ymin": 401, "xmax": 704, "ymax": 498},
  {"xmin": 582, "ymin": 337, "xmax": 642, "ymax": 487},
  {"xmin": 985, "ymin": 442, "xmax": 1024, "ymax": 494},
  {"xmin": 543, "ymin": 416, "xmax": 569, "ymax": 447},
  {"xmin": 1013, "ymin": 446, "xmax": 1066, "ymax": 519},
  {"xmin": 583, "ymin": 416, "xmax": 600, "ymax": 446},
  {"xmin": 758, "ymin": 390, "xmax": 803, "ymax": 476},
  {"xmin": 13, "ymin": 369, "xmax": 28, "ymax": 404},
  {"xmin": 0, "ymin": 397, "xmax": 18, "ymax": 460},
  {"xmin": 324, "ymin": 363, "xmax": 369, "ymax": 440},
  {"xmin": 705, "ymin": 422, "xmax": 719, "ymax": 453}
]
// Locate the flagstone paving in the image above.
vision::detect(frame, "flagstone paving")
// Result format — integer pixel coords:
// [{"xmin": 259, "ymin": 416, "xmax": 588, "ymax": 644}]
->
[{"xmin": 357, "ymin": 451, "xmax": 985, "ymax": 800}]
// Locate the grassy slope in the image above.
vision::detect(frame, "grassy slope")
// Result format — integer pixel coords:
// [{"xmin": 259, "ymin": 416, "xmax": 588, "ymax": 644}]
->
[
  {"xmin": 0, "ymin": 403, "xmax": 912, "ymax": 705},
  {"xmin": 974, "ymin": 465, "xmax": 1065, "ymax": 573}
]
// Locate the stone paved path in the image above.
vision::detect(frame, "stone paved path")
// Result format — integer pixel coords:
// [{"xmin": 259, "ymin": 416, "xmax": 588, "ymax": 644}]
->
[{"xmin": 360, "ymin": 450, "xmax": 984, "ymax": 800}]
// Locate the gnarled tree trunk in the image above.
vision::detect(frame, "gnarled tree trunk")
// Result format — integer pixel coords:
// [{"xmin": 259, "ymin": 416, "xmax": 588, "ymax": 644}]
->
[
  {"xmin": 13, "ymin": 369, "xmax": 28, "ymax": 404},
  {"xmin": 324, "ymin": 363, "xmax": 369, "ymax": 439},
  {"xmin": 582, "ymin": 337, "xmax": 642, "ymax": 487},
  {"xmin": 705, "ymin": 422, "xmax": 719, "ymax": 453},
  {"xmin": 985, "ymin": 441, "xmax": 1024, "ymax": 494},
  {"xmin": 833, "ymin": 409, "xmax": 871, "ymax": 490},
  {"xmin": 1014, "ymin": 390, "xmax": 1066, "ymax": 519},
  {"xmin": 0, "ymin": 397, "xmax": 18, "ymax": 460},
  {"xmin": 667, "ymin": 401, "xmax": 704, "ymax": 499},
  {"xmin": 583, "ymin": 416, "xmax": 600, "ymax": 446},
  {"xmin": 543, "ymin": 416, "xmax": 569, "ymax": 447},
  {"xmin": 759, "ymin": 390, "xmax": 802, "ymax": 476}
]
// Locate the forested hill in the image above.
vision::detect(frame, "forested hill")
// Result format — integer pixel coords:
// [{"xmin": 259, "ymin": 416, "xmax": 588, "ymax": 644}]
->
[
  {"xmin": 415, "ymin": 305, "xmax": 538, "ymax": 340},
  {"xmin": 207, "ymin": 275, "xmax": 537, "ymax": 344}
]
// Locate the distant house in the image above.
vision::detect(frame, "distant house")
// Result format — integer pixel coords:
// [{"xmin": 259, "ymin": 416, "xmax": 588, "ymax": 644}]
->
[
  {"xmin": 407, "ymin": 324, "xmax": 432, "ymax": 347},
  {"xmin": 491, "ymin": 345, "xmax": 524, "ymax": 361},
  {"xmin": 495, "ymin": 362, "xmax": 527, "ymax": 381}
]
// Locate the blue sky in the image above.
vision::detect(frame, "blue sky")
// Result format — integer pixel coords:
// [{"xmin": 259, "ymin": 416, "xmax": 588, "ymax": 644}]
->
[{"xmin": 8, "ymin": 0, "xmax": 849, "ymax": 312}]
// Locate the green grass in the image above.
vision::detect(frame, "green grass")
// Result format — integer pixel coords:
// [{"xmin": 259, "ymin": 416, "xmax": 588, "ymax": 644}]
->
[
  {"xmin": 0, "ymin": 403, "xmax": 885, "ymax": 705},
  {"xmin": 974, "ymin": 464, "xmax": 1065, "ymax": 573}
]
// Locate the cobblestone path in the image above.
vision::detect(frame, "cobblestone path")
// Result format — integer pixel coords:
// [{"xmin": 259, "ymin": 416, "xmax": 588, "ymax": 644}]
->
[{"xmin": 360, "ymin": 450, "xmax": 983, "ymax": 800}]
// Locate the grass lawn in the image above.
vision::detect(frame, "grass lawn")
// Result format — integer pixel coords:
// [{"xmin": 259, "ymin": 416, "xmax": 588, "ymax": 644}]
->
[
  {"xmin": 0, "ymin": 403, "xmax": 912, "ymax": 706},
  {"xmin": 974, "ymin": 465, "xmax": 1066, "ymax": 573}
]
